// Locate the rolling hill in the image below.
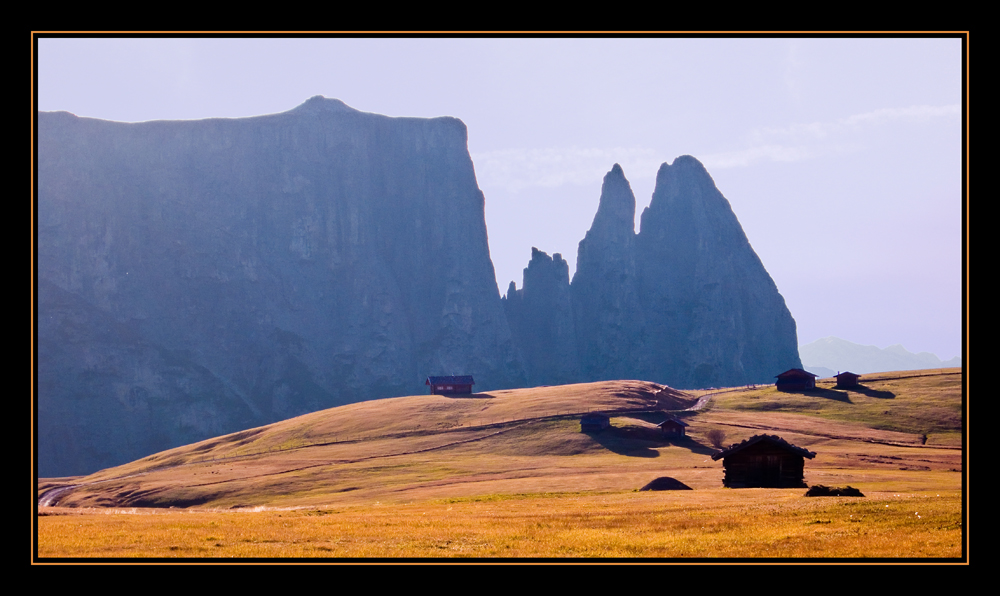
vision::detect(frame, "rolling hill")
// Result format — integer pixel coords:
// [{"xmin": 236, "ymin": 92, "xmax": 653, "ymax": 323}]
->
[{"xmin": 38, "ymin": 369, "xmax": 962, "ymax": 513}]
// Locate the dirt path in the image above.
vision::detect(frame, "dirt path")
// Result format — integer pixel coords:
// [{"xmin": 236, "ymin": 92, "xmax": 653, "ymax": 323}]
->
[
  {"xmin": 37, "ymin": 485, "xmax": 77, "ymax": 507},
  {"xmin": 682, "ymin": 385, "xmax": 758, "ymax": 411}
]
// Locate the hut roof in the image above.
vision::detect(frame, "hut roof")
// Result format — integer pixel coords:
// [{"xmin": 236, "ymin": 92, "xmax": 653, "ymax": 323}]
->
[
  {"xmin": 775, "ymin": 369, "xmax": 818, "ymax": 380},
  {"xmin": 581, "ymin": 412, "xmax": 610, "ymax": 422},
  {"xmin": 711, "ymin": 434, "xmax": 816, "ymax": 461},
  {"xmin": 835, "ymin": 371, "xmax": 860, "ymax": 378},
  {"xmin": 657, "ymin": 418, "xmax": 689, "ymax": 428},
  {"xmin": 426, "ymin": 376, "xmax": 475, "ymax": 385}
]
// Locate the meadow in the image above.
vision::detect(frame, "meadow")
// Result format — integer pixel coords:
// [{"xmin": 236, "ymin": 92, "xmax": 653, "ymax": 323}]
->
[{"xmin": 36, "ymin": 370, "xmax": 965, "ymax": 560}]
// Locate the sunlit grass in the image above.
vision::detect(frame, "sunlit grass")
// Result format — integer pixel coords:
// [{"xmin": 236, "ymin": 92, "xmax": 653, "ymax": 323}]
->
[
  {"xmin": 38, "ymin": 490, "xmax": 962, "ymax": 559},
  {"xmin": 37, "ymin": 373, "xmax": 963, "ymax": 559},
  {"xmin": 709, "ymin": 369, "xmax": 962, "ymax": 440}
]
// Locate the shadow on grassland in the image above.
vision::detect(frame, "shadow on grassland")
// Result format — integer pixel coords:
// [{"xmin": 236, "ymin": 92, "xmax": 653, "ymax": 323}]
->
[
  {"xmin": 799, "ymin": 388, "xmax": 853, "ymax": 403},
  {"xmin": 586, "ymin": 425, "xmax": 717, "ymax": 458},
  {"xmin": 442, "ymin": 392, "xmax": 495, "ymax": 399},
  {"xmin": 846, "ymin": 384, "xmax": 896, "ymax": 399}
]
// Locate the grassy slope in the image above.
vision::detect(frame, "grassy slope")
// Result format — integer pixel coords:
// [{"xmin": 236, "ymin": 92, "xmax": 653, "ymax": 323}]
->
[
  {"xmin": 38, "ymin": 371, "xmax": 962, "ymax": 512},
  {"xmin": 36, "ymin": 371, "xmax": 965, "ymax": 558},
  {"xmin": 704, "ymin": 368, "xmax": 963, "ymax": 444}
]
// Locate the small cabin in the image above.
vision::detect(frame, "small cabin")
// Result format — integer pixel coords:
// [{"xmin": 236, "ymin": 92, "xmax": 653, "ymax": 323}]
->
[
  {"xmin": 426, "ymin": 375, "xmax": 475, "ymax": 395},
  {"xmin": 775, "ymin": 368, "xmax": 817, "ymax": 392},
  {"xmin": 711, "ymin": 434, "xmax": 816, "ymax": 488},
  {"xmin": 657, "ymin": 417, "xmax": 688, "ymax": 438},
  {"xmin": 835, "ymin": 371, "xmax": 861, "ymax": 388},
  {"xmin": 580, "ymin": 413, "xmax": 611, "ymax": 433}
]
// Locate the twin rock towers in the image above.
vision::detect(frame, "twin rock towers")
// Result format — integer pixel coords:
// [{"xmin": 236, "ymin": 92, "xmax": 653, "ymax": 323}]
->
[{"xmin": 504, "ymin": 159, "xmax": 800, "ymax": 390}]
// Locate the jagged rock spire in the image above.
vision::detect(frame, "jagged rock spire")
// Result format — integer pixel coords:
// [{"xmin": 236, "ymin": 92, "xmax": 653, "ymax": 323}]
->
[
  {"xmin": 571, "ymin": 164, "xmax": 643, "ymax": 382},
  {"xmin": 503, "ymin": 248, "xmax": 578, "ymax": 386},
  {"xmin": 586, "ymin": 163, "xmax": 636, "ymax": 240},
  {"xmin": 636, "ymin": 155, "xmax": 801, "ymax": 387},
  {"xmin": 507, "ymin": 157, "xmax": 802, "ymax": 389}
]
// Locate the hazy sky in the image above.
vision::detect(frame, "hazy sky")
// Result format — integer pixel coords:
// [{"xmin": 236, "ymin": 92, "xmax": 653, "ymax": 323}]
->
[{"xmin": 35, "ymin": 35, "xmax": 965, "ymax": 360}]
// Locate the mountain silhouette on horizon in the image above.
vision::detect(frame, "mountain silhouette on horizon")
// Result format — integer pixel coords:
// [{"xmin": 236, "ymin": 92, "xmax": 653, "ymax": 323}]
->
[{"xmin": 800, "ymin": 336, "xmax": 961, "ymax": 376}]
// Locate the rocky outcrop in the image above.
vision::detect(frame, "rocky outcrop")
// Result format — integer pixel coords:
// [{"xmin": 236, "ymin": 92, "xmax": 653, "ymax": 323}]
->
[
  {"xmin": 502, "ymin": 248, "xmax": 578, "ymax": 386},
  {"xmin": 507, "ymin": 159, "xmax": 801, "ymax": 390},
  {"xmin": 36, "ymin": 96, "xmax": 525, "ymax": 476}
]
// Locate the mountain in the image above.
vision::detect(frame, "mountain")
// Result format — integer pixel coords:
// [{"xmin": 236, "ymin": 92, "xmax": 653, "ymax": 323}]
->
[
  {"xmin": 36, "ymin": 99, "xmax": 803, "ymax": 477},
  {"xmin": 37, "ymin": 96, "xmax": 526, "ymax": 476},
  {"xmin": 505, "ymin": 160, "xmax": 802, "ymax": 389},
  {"xmin": 501, "ymin": 248, "xmax": 579, "ymax": 386},
  {"xmin": 800, "ymin": 337, "xmax": 962, "ymax": 375},
  {"xmin": 634, "ymin": 157, "xmax": 801, "ymax": 387},
  {"xmin": 571, "ymin": 164, "xmax": 645, "ymax": 382}
]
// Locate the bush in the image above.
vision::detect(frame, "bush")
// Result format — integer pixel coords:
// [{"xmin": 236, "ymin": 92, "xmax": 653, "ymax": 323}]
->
[{"xmin": 706, "ymin": 429, "xmax": 727, "ymax": 449}]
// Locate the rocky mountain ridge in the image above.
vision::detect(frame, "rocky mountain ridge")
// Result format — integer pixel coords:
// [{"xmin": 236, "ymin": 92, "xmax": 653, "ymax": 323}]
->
[
  {"xmin": 505, "ymin": 159, "xmax": 802, "ymax": 389},
  {"xmin": 37, "ymin": 98, "xmax": 801, "ymax": 476}
]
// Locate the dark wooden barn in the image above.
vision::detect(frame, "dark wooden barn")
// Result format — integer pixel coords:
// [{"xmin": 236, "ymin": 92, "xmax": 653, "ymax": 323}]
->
[
  {"xmin": 711, "ymin": 434, "xmax": 816, "ymax": 488},
  {"xmin": 657, "ymin": 417, "xmax": 688, "ymax": 438},
  {"xmin": 425, "ymin": 375, "xmax": 475, "ymax": 395},
  {"xmin": 580, "ymin": 413, "xmax": 611, "ymax": 433},
  {"xmin": 775, "ymin": 368, "xmax": 817, "ymax": 392},
  {"xmin": 835, "ymin": 371, "xmax": 861, "ymax": 388}
]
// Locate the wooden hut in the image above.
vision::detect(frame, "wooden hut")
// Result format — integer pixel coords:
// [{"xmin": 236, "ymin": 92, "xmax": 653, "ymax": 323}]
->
[
  {"xmin": 657, "ymin": 417, "xmax": 688, "ymax": 438},
  {"xmin": 835, "ymin": 371, "xmax": 861, "ymax": 388},
  {"xmin": 775, "ymin": 368, "xmax": 817, "ymax": 392},
  {"xmin": 580, "ymin": 413, "xmax": 611, "ymax": 433},
  {"xmin": 711, "ymin": 434, "xmax": 816, "ymax": 488},
  {"xmin": 425, "ymin": 375, "xmax": 475, "ymax": 395}
]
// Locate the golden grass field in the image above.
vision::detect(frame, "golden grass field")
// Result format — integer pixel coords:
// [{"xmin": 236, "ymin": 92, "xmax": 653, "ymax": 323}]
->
[{"xmin": 35, "ymin": 370, "xmax": 965, "ymax": 560}]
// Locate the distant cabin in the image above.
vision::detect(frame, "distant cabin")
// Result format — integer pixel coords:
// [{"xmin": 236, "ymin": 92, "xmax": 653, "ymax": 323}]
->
[
  {"xmin": 657, "ymin": 417, "xmax": 688, "ymax": 438},
  {"xmin": 426, "ymin": 376, "xmax": 475, "ymax": 395},
  {"xmin": 835, "ymin": 371, "xmax": 861, "ymax": 388},
  {"xmin": 580, "ymin": 413, "xmax": 611, "ymax": 433},
  {"xmin": 775, "ymin": 368, "xmax": 817, "ymax": 392},
  {"xmin": 711, "ymin": 434, "xmax": 816, "ymax": 488}
]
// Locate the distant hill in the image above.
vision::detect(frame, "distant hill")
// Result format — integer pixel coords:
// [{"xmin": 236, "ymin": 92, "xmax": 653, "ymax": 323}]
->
[
  {"xmin": 37, "ymin": 372, "xmax": 962, "ymax": 511},
  {"xmin": 800, "ymin": 337, "xmax": 961, "ymax": 376}
]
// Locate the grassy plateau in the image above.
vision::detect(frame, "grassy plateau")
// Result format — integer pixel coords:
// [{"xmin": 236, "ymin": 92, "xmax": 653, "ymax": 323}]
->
[{"xmin": 36, "ymin": 370, "xmax": 965, "ymax": 560}]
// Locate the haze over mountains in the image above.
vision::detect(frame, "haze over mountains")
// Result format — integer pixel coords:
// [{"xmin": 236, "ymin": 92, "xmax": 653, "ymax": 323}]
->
[
  {"xmin": 800, "ymin": 336, "xmax": 962, "ymax": 377},
  {"xmin": 37, "ymin": 97, "xmax": 800, "ymax": 476}
]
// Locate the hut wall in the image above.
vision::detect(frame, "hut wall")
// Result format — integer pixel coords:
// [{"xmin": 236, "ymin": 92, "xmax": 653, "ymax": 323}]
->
[
  {"xmin": 835, "ymin": 374, "xmax": 859, "ymax": 388},
  {"xmin": 776, "ymin": 379, "xmax": 814, "ymax": 392},
  {"xmin": 581, "ymin": 415, "xmax": 610, "ymax": 432},
  {"xmin": 722, "ymin": 443, "xmax": 807, "ymax": 488},
  {"xmin": 431, "ymin": 384, "xmax": 473, "ymax": 395},
  {"xmin": 661, "ymin": 422, "xmax": 685, "ymax": 437}
]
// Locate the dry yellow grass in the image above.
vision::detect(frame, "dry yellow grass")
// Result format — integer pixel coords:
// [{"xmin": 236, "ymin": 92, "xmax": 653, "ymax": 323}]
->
[
  {"xmin": 36, "ymin": 373, "xmax": 964, "ymax": 560},
  {"xmin": 37, "ymin": 489, "xmax": 962, "ymax": 558}
]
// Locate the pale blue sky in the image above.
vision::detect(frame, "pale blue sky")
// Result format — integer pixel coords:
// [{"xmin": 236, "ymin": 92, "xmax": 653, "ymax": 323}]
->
[{"xmin": 35, "ymin": 35, "xmax": 965, "ymax": 360}]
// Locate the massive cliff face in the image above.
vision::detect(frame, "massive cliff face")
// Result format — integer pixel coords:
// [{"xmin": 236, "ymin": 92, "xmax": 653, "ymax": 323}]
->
[
  {"xmin": 505, "ymin": 158, "xmax": 801, "ymax": 389},
  {"xmin": 37, "ymin": 96, "xmax": 525, "ymax": 476}
]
